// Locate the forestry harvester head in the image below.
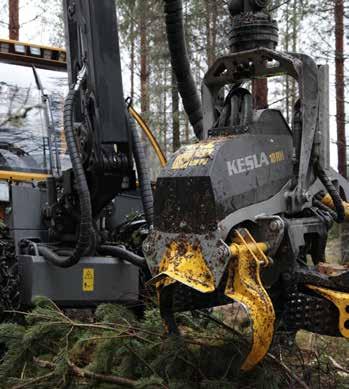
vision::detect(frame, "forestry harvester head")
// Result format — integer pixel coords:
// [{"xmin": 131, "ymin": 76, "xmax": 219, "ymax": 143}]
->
[{"xmin": 144, "ymin": 0, "xmax": 349, "ymax": 370}]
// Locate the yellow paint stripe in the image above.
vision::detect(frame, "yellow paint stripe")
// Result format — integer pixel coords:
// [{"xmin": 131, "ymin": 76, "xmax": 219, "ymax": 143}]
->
[{"xmin": 0, "ymin": 170, "xmax": 49, "ymax": 182}]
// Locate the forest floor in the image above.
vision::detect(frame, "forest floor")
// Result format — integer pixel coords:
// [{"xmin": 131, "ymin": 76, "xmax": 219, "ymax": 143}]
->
[{"xmin": 0, "ymin": 236, "xmax": 348, "ymax": 388}]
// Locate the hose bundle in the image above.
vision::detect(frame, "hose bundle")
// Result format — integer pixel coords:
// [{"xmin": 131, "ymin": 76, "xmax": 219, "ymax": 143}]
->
[
  {"xmin": 99, "ymin": 245, "xmax": 146, "ymax": 268},
  {"xmin": 315, "ymin": 162, "xmax": 345, "ymax": 223},
  {"xmin": 40, "ymin": 66, "xmax": 94, "ymax": 268},
  {"xmin": 163, "ymin": 0, "xmax": 203, "ymax": 140},
  {"xmin": 129, "ymin": 116, "xmax": 154, "ymax": 228}
]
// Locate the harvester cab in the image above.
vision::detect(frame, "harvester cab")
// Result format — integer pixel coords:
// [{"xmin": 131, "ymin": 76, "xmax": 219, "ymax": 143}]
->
[
  {"xmin": 0, "ymin": 39, "xmax": 66, "ymax": 177},
  {"xmin": 0, "ymin": 1, "xmax": 150, "ymax": 319},
  {"xmin": 0, "ymin": 39, "xmax": 69, "ymax": 317}
]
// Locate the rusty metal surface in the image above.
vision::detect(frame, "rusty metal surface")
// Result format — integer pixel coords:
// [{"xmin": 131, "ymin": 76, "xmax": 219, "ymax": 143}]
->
[
  {"xmin": 144, "ymin": 230, "xmax": 231, "ymax": 288},
  {"xmin": 148, "ymin": 239, "xmax": 215, "ymax": 293}
]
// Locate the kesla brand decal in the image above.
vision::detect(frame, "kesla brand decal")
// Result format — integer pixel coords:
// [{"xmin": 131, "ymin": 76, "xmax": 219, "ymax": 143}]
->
[{"xmin": 227, "ymin": 151, "xmax": 285, "ymax": 176}]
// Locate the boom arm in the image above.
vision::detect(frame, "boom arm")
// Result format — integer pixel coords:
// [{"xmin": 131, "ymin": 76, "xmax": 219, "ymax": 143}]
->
[{"xmin": 62, "ymin": 0, "xmax": 134, "ymax": 216}]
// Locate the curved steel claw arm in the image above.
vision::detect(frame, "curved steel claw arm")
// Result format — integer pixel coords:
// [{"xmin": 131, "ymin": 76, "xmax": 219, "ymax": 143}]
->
[
  {"xmin": 307, "ymin": 284, "xmax": 349, "ymax": 338},
  {"xmin": 225, "ymin": 229, "xmax": 275, "ymax": 371}
]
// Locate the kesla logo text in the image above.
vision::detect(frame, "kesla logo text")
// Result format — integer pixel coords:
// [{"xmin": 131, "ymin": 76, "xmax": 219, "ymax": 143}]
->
[{"xmin": 227, "ymin": 151, "xmax": 285, "ymax": 176}]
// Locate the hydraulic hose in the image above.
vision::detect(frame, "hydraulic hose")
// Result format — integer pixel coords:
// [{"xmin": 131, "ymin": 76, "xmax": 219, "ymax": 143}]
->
[
  {"xmin": 128, "ymin": 104, "xmax": 167, "ymax": 168},
  {"xmin": 99, "ymin": 245, "xmax": 146, "ymax": 269},
  {"xmin": 129, "ymin": 116, "xmax": 154, "ymax": 228},
  {"xmin": 163, "ymin": 0, "xmax": 203, "ymax": 140},
  {"xmin": 313, "ymin": 198, "xmax": 339, "ymax": 222},
  {"xmin": 316, "ymin": 162, "xmax": 345, "ymax": 223},
  {"xmin": 41, "ymin": 66, "xmax": 93, "ymax": 268}
]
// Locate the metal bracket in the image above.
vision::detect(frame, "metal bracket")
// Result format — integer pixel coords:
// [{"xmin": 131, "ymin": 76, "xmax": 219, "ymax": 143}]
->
[{"xmin": 255, "ymin": 215, "xmax": 285, "ymax": 257}]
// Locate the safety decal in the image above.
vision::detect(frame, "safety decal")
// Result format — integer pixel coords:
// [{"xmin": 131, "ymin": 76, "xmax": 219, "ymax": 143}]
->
[{"xmin": 83, "ymin": 268, "xmax": 95, "ymax": 292}]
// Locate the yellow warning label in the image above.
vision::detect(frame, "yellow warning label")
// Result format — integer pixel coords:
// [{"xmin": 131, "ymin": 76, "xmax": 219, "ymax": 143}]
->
[
  {"xmin": 172, "ymin": 142, "xmax": 217, "ymax": 170},
  {"xmin": 83, "ymin": 268, "xmax": 94, "ymax": 292}
]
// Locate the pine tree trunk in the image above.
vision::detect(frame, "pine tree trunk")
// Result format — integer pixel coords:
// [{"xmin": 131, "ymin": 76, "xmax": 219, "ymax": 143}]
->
[
  {"xmin": 204, "ymin": 0, "xmax": 212, "ymax": 66},
  {"xmin": 291, "ymin": 0, "xmax": 298, "ymax": 109},
  {"xmin": 9, "ymin": 0, "xmax": 19, "ymax": 40},
  {"xmin": 211, "ymin": 1, "xmax": 217, "ymax": 64},
  {"xmin": 172, "ymin": 71, "xmax": 180, "ymax": 152},
  {"xmin": 204, "ymin": 0, "xmax": 217, "ymax": 67},
  {"xmin": 285, "ymin": 3, "xmax": 290, "ymax": 123},
  {"xmin": 335, "ymin": 0, "xmax": 346, "ymax": 178},
  {"xmin": 140, "ymin": 2, "xmax": 148, "ymax": 115},
  {"xmin": 163, "ymin": 65, "xmax": 168, "ymax": 156},
  {"xmin": 130, "ymin": 8, "xmax": 135, "ymax": 101},
  {"xmin": 334, "ymin": 0, "xmax": 349, "ymax": 263},
  {"xmin": 139, "ymin": 0, "xmax": 150, "ymax": 161},
  {"xmin": 252, "ymin": 79, "xmax": 268, "ymax": 109}
]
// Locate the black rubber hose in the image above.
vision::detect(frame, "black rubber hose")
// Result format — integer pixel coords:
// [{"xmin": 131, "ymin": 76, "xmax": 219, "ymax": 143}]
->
[
  {"xmin": 163, "ymin": 0, "xmax": 203, "ymax": 140},
  {"xmin": 316, "ymin": 162, "xmax": 345, "ymax": 223},
  {"xmin": 129, "ymin": 116, "xmax": 154, "ymax": 227},
  {"xmin": 99, "ymin": 245, "xmax": 146, "ymax": 269},
  {"xmin": 313, "ymin": 199, "xmax": 339, "ymax": 222},
  {"xmin": 40, "ymin": 72, "xmax": 93, "ymax": 268}
]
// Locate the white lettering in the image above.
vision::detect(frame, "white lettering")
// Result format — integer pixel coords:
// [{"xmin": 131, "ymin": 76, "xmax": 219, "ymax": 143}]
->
[
  {"xmin": 260, "ymin": 152, "xmax": 270, "ymax": 167},
  {"xmin": 253, "ymin": 154, "xmax": 260, "ymax": 168},
  {"xmin": 227, "ymin": 160, "xmax": 239, "ymax": 176},
  {"xmin": 227, "ymin": 152, "xmax": 273, "ymax": 176},
  {"xmin": 237, "ymin": 158, "xmax": 246, "ymax": 173},
  {"xmin": 245, "ymin": 155, "xmax": 254, "ymax": 171}
]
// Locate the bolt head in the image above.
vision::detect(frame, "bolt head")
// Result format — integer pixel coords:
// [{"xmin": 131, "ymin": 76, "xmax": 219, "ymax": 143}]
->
[{"xmin": 269, "ymin": 220, "xmax": 280, "ymax": 232}]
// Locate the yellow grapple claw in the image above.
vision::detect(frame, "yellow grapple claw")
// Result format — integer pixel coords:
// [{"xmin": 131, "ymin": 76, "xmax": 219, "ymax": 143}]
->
[
  {"xmin": 307, "ymin": 285, "xmax": 349, "ymax": 338},
  {"xmin": 151, "ymin": 240, "xmax": 215, "ymax": 293},
  {"xmin": 225, "ymin": 229, "xmax": 275, "ymax": 371}
]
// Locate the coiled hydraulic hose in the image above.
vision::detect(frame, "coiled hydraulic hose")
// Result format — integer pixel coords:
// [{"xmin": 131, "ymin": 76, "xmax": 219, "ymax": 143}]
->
[
  {"xmin": 40, "ymin": 66, "xmax": 94, "ymax": 268},
  {"xmin": 129, "ymin": 116, "xmax": 154, "ymax": 227},
  {"xmin": 315, "ymin": 162, "xmax": 345, "ymax": 223},
  {"xmin": 164, "ymin": 0, "xmax": 203, "ymax": 140},
  {"xmin": 99, "ymin": 245, "xmax": 146, "ymax": 269}
]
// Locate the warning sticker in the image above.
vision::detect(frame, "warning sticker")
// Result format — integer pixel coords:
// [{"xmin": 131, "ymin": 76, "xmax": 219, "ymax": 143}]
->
[{"xmin": 83, "ymin": 268, "xmax": 94, "ymax": 292}]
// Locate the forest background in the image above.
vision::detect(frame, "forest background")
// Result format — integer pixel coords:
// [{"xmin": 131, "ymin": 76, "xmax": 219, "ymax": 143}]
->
[{"xmin": 0, "ymin": 0, "xmax": 348, "ymax": 178}]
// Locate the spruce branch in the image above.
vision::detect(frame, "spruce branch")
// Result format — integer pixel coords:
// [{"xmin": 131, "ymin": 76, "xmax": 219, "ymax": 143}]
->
[
  {"xmin": 33, "ymin": 357, "xmax": 141, "ymax": 388},
  {"xmin": 11, "ymin": 372, "xmax": 55, "ymax": 389}
]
